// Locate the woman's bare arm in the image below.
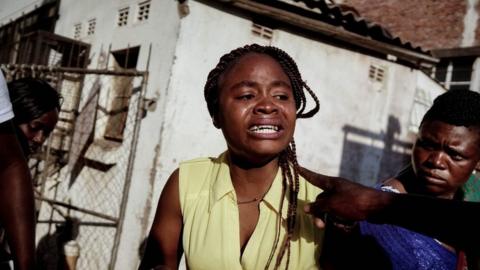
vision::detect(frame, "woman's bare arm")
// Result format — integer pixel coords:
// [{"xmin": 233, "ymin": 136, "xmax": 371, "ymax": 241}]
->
[
  {"xmin": 0, "ymin": 120, "xmax": 35, "ymax": 270},
  {"xmin": 139, "ymin": 169, "xmax": 183, "ymax": 270}
]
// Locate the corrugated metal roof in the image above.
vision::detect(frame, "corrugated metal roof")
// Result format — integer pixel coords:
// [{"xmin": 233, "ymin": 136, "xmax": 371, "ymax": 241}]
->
[
  {"xmin": 287, "ymin": 0, "xmax": 428, "ymax": 54},
  {"xmin": 209, "ymin": 0, "xmax": 437, "ymax": 66}
]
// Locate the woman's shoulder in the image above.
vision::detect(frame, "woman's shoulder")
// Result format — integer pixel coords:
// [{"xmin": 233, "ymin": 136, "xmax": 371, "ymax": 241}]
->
[
  {"xmin": 179, "ymin": 152, "xmax": 227, "ymax": 167},
  {"xmin": 380, "ymin": 178, "xmax": 407, "ymax": 193},
  {"xmin": 178, "ymin": 152, "xmax": 229, "ymax": 191}
]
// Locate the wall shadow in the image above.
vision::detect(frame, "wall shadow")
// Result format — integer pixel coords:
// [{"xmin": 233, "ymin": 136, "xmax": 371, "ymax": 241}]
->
[
  {"xmin": 339, "ymin": 115, "xmax": 413, "ymax": 186},
  {"xmin": 36, "ymin": 217, "xmax": 80, "ymax": 270}
]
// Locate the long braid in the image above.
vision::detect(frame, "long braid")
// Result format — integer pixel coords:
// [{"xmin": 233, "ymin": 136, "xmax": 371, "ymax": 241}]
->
[
  {"xmin": 265, "ymin": 150, "xmax": 289, "ymax": 270},
  {"xmin": 273, "ymin": 141, "xmax": 300, "ymax": 270},
  {"xmin": 274, "ymin": 150, "xmax": 293, "ymax": 266},
  {"xmin": 204, "ymin": 44, "xmax": 320, "ymax": 269}
]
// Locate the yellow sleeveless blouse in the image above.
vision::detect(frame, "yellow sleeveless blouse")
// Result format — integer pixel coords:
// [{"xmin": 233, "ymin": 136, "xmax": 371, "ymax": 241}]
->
[{"xmin": 179, "ymin": 152, "xmax": 324, "ymax": 270}]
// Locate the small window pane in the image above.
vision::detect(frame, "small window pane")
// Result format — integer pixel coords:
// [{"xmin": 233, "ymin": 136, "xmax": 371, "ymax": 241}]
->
[
  {"xmin": 87, "ymin": 19, "xmax": 96, "ymax": 35},
  {"xmin": 137, "ymin": 1, "xmax": 150, "ymax": 21},
  {"xmin": 73, "ymin": 23, "xmax": 82, "ymax": 39},
  {"xmin": 118, "ymin": 7, "xmax": 129, "ymax": 26}
]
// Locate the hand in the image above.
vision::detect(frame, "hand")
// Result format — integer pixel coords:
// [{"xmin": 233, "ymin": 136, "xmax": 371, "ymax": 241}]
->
[{"xmin": 300, "ymin": 167, "xmax": 391, "ymax": 228}]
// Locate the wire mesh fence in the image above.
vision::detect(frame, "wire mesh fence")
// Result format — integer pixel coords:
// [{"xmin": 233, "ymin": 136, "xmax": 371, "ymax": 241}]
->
[{"xmin": 1, "ymin": 64, "xmax": 147, "ymax": 270}]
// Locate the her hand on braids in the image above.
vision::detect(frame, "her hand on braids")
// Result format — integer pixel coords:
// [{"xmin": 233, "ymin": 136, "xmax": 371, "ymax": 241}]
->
[{"xmin": 300, "ymin": 167, "xmax": 392, "ymax": 228}]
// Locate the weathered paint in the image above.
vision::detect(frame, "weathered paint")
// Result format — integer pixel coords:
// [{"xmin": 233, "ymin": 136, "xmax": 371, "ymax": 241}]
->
[{"xmin": 462, "ymin": 0, "xmax": 479, "ymax": 47}]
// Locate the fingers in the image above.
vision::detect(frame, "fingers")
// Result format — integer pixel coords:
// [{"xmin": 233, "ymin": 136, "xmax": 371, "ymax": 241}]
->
[
  {"xmin": 304, "ymin": 200, "xmax": 328, "ymax": 219},
  {"xmin": 314, "ymin": 217, "xmax": 326, "ymax": 229},
  {"xmin": 299, "ymin": 167, "xmax": 332, "ymax": 190},
  {"xmin": 304, "ymin": 204, "xmax": 326, "ymax": 229}
]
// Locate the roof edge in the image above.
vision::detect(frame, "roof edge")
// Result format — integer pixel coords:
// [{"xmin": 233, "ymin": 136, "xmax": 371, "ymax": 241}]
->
[
  {"xmin": 210, "ymin": 0, "xmax": 439, "ymax": 67},
  {"xmin": 432, "ymin": 46, "xmax": 480, "ymax": 58}
]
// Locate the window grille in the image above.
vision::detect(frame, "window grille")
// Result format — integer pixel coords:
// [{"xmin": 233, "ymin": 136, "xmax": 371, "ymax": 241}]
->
[
  {"xmin": 73, "ymin": 23, "xmax": 82, "ymax": 39},
  {"xmin": 105, "ymin": 46, "xmax": 140, "ymax": 141},
  {"xmin": 409, "ymin": 87, "xmax": 433, "ymax": 132},
  {"xmin": 434, "ymin": 57, "xmax": 474, "ymax": 91},
  {"xmin": 118, "ymin": 7, "xmax": 129, "ymax": 27},
  {"xmin": 251, "ymin": 23, "xmax": 273, "ymax": 40},
  {"xmin": 369, "ymin": 64, "xmax": 385, "ymax": 82},
  {"xmin": 87, "ymin": 19, "xmax": 96, "ymax": 35},
  {"xmin": 137, "ymin": 1, "xmax": 150, "ymax": 22}
]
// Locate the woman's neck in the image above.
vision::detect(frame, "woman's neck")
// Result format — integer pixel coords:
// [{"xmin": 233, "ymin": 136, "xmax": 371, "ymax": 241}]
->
[{"xmin": 228, "ymin": 152, "xmax": 280, "ymax": 198}]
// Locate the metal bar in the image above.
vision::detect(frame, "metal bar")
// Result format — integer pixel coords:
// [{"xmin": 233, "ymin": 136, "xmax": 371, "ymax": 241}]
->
[
  {"xmin": 36, "ymin": 196, "xmax": 119, "ymax": 222},
  {"xmin": 432, "ymin": 46, "xmax": 480, "ymax": 58},
  {"xmin": 76, "ymin": 43, "xmax": 81, "ymax": 67},
  {"xmin": 46, "ymin": 179, "xmax": 60, "ymax": 235},
  {"xmin": 35, "ymin": 188, "xmax": 67, "ymax": 222},
  {"xmin": 37, "ymin": 220, "xmax": 118, "ymax": 227},
  {"xmin": 125, "ymin": 43, "xmax": 130, "ymax": 69},
  {"xmin": 109, "ymin": 72, "xmax": 149, "ymax": 270},
  {"xmin": 67, "ymin": 41, "xmax": 74, "ymax": 67},
  {"xmin": 105, "ymin": 43, "xmax": 111, "ymax": 68},
  {"xmin": 146, "ymin": 43, "xmax": 152, "ymax": 71},
  {"xmin": 36, "ymin": 127, "xmax": 54, "ymax": 216},
  {"xmin": 1, "ymin": 63, "xmax": 147, "ymax": 76}
]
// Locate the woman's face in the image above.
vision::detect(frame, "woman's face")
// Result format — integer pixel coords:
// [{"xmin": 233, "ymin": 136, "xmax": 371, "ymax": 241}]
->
[
  {"xmin": 215, "ymin": 53, "xmax": 297, "ymax": 164},
  {"xmin": 18, "ymin": 109, "xmax": 59, "ymax": 154},
  {"xmin": 412, "ymin": 120, "xmax": 480, "ymax": 199}
]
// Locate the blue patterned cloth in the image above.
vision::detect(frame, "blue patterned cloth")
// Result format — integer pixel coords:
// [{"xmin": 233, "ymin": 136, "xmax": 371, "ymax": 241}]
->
[
  {"xmin": 359, "ymin": 185, "xmax": 458, "ymax": 270},
  {"xmin": 359, "ymin": 222, "xmax": 457, "ymax": 270}
]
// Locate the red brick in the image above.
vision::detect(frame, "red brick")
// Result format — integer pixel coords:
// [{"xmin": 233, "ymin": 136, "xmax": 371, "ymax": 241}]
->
[{"xmin": 340, "ymin": 0, "xmax": 468, "ymax": 50}]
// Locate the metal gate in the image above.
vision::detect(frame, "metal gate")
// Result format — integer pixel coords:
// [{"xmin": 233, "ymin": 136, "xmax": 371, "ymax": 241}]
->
[{"xmin": 1, "ymin": 64, "xmax": 148, "ymax": 269}]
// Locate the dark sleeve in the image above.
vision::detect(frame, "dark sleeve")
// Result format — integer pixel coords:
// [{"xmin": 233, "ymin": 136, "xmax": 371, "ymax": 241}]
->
[{"xmin": 320, "ymin": 220, "xmax": 391, "ymax": 270}]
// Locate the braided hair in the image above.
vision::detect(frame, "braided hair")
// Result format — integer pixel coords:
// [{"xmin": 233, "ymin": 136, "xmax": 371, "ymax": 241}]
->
[
  {"xmin": 204, "ymin": 44, "xmax": 320, "ymax": 269},
  {"xmin": 421, "ymin": 89, "xmax": 480, "ymax": 128}
]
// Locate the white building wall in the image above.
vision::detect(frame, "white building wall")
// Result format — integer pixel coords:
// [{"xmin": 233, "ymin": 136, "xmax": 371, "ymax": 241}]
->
[
  {"xmin": 0, "ymin": 0, "xmax": 42, "ymax": 24},
  {"xmin": 276, "ymin": 31, "xmax": 398, "ymax": 184},
  {"xmin": 43, "ymin": 0, "xmax": 181, "ymax": 269}
]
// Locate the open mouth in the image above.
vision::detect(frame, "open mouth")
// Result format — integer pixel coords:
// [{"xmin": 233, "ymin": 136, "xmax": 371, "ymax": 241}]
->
[{"xmin": 249, "ymin": 125, "xmax": 281, "ymax": 134}]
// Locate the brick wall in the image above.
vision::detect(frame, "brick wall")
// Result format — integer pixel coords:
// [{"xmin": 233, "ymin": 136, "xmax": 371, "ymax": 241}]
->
[{"xmin": 339, "ymin": 0, "xmax": 470, "ymax": 50}]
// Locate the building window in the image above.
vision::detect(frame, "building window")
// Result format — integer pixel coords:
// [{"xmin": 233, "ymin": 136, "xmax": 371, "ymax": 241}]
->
[
  {"xmin": 137, "ymin": 0, "xmax": 150, "ymax": 22},
  {"xmin": 369, "ymin": 64, "xmax": 385, "ymax": 82},
  {"xmin": 409, "ymin": 87, "xmax": 434, "ymax": 132},
  {"xmin": 435, "ymin": 57, "xmax": 474, "ymax": 91},
  {"xmin": 73, "ymin": 23, "xmax": 82, "ymax": 39},
  {"xmin": 104, "ymin": 46, "xmax": 140, "ymax": 141},
  {"xmin": 251, "ymin": 23, "xmax": 273, "ymax": 40},
  {"xmin": 87, "ymin": 19, "xmax": 96, "ymax": 35},
  {"xmin": 368, "ymin": 63, "xmax": 387, "ymax": 91},
  {"xmin": 118, "ymin": 7, "xmax": 129, "ymax": 27}
]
